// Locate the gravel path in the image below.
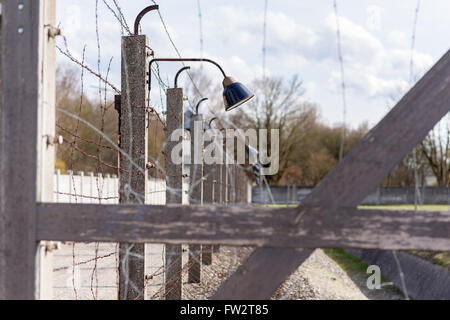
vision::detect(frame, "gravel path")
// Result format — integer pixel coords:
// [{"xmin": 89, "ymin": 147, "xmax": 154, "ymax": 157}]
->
[
  {"xmin": 53, "ymin": 244, "xmax": 404, "ymax": 300},
  {"xmin": 185, "ymin": 247, "xmax": 404, "ymax": 300},
  {"xmin": 291, "ymin": 249, "xmax": 404, "ymax": 300}
]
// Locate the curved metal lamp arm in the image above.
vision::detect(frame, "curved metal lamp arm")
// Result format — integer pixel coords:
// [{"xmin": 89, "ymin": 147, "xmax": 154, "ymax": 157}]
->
[
  {"xmin": 208, "ymin": 117, "xmax": 219, "ymax": 128},
  {"xmin": 195, "ymin": 98, "xmax": 209, "ymax": 115},
  {"xmin": 209, "ymin": 117, "xmax": 227, "ymax": 134},
  {"xmin": 134, "ymin": 5, "xmax": 159, "ymax": 35},
  {"xmin": 174, "ymin": 66, "xmax": 191, "ymax": 88},
  {"xmin": 148, "ymin": 58, "xmax": 227, "ymax": 94}
]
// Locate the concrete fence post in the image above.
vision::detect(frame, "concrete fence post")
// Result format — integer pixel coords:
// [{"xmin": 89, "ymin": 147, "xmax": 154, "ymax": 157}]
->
[
  {"xmin": 118, "ymin": 35, "xmax": 149, "ymax": 300},
  {"xmin": 188, "ymin": 115, "xmax": 204, "ymax": 284},
  {"xmin": 164, "ymin": 88, "xmax": 184, "ymax": 300},
  {"xmin": 202, "ymin": 162, "xmax": 214, "ymax": 266},
  {"xmin": 212, "ymin": 163, "xmax": 221, "ymax": 253},
  {"xmin": 222, "ymin": 161, "xmax": 227, "ymax": 205}
]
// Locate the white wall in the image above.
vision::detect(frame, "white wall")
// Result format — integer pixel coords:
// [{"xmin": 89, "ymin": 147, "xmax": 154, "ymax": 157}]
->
[{"xmin": 53, "ymin": 170, "xmax": 186, "ymax": 205}]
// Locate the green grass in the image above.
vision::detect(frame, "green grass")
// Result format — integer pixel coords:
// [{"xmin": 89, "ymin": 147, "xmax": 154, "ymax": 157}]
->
[
  {"xmin": 323, "ymin": 249, "xmax": 391, "ymax": 283},
  {"xmin": 266, "ymin": 204, "xmax": 450, "ymax": 210},
  {"xmin": 359, "ymin": 204, "xmax": 450, "ymax": 211},
  {"xmin": 262, "ymin": 204, "xmax": 298, "ymax": 208},
  {"xmin": 407, "ymin": 251, "xmax": 450, "ymax": 269},
  {"xmin": 323, "ymin": 248, "xmax": 369, "ymax": 275}
]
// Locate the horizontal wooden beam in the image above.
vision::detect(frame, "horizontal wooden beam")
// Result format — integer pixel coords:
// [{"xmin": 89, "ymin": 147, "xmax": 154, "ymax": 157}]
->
[{"xmin": 36, "ymin": 203, "xmax": 450, "ymax": 251}]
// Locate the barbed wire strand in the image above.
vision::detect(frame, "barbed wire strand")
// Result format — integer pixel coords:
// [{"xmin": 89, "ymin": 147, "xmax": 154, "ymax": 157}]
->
[
  {"xmin": 333, "ymin": 0, "xmax": 347, "ymax": 163},
  {"xmin": 410, "ymin": 0, "xmax": 422, "ymax": 210},
  {"xmin": 262, "ymin": 0, "xmax": 268, "ymax": 79}
]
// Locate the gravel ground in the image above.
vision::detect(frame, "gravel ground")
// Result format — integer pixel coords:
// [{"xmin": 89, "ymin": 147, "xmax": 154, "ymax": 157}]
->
[
  {"xmin": 182, "ymin": 247, "xmax": 404, "ymax": 300},
  {"xmin": 53, "ymin": 244, "xmax": 404, "ymax": 300},
  {"xmin": 294, "ymin": 249, "xmax": 404, "ymax": 300}
]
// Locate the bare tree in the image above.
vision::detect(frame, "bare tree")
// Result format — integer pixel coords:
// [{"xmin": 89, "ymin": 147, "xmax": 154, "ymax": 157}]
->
[
  {"xmin": 419, "ymin": 117, "xmax": 450, "ymax": 187},
  {"xmin": 229, "ymin": 75, "xmax": 319, "ymax": 183},
  {"xmin": 56, "ymin": 64, "xmax": 118, "ymax": 174}
]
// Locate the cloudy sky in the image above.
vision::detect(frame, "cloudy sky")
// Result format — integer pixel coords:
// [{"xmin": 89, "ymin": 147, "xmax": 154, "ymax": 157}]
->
[{"xmin": 56, "ymin": 0, "xmax": 450, "ymax": 128}]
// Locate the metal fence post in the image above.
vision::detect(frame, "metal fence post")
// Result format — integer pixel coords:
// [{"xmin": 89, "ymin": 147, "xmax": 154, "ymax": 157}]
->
[
  {"xmin": 188, "ymin": 115, "xmax": 204, "ymax": 283},
  {"xmin": 164, "ymin": 88, "xmax": 184, "ymax": 300},
  {"xmin": 118, "ymin": 35, "xmax": 149, "ymax": 300}
]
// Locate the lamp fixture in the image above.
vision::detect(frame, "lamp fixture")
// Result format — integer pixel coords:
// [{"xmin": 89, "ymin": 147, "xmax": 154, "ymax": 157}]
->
[{"xmin": 149, "ymin": 58, "xmax": 254, "ymax": 112}]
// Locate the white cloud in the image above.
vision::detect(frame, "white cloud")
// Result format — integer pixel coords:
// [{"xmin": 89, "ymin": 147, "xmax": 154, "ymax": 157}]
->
[
  {"xmin": 207, "ymin": 7, "xmax": 435, "ymax": 101},
  {"xmin": 319, "ymin": 14, "xmax": 434, "ymax": 99},
  {"xmin": 55, "ymin": 0, "xmax": 446, "ymax": 127},
  {"xmin": 387, "ymin": 30, "xmax": 408, "ymax": 48}
]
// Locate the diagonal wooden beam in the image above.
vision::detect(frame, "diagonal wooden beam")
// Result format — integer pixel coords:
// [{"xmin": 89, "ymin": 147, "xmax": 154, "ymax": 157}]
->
[
  {"xmin": 212, "ymin": 48, "xmax": 450, "ymax": 299},
  {"xmin": 36, "ymin": 203, "xmax": 450, "ymax": 251}
]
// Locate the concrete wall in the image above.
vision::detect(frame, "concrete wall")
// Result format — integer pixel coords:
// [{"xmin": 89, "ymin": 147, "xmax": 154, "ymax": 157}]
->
[
  {"xmin": 252, "ymin": 186, "xmax": 450, "ymax": 205},
  {"xmin": 54, "ymin": 170, "xmax": 183, "ymax": 205},
  {"xmin": 348, "ymin": 250, "xmax": 450, "ymax": 300},
  {"xmin": 52, "ymin": 171, "xmax": 189, "ymax": 299}
]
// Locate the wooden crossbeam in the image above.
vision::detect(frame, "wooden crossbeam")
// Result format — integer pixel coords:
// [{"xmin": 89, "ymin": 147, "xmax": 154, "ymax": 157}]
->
[
  {"xmin": 36, "ymin": 203, "xmax": 450, "ymax": 251},
  {"xmin": 212, "ymin": 48, "xmax": 450, "ymax": 299}
]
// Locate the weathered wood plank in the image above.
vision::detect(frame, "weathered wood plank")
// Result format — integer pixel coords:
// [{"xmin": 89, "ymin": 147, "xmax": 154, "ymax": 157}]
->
[
  {"xmin": 118, "ymin": 35, "xmax": 149, "ymax": 300},
  {"xmin": 0, "ymin": 0, "xmax": 42, "ymax": 300},
  {"xmin": 36, "ymin": 203, "xmax": 450, "ymax": 251},
  {"xmin": 213, "ymin": 48, "xmax": 450, "ymax": 299}
]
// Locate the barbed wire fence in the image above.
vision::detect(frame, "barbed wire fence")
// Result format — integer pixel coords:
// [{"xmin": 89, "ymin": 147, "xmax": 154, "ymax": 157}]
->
[
  {"xmin": 47, "ymin": 0, "xmax": 437, "ymax": 300},
  {"xmin": 50, "ymin": 0, "xmax": 271, "ymax": 300}
]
